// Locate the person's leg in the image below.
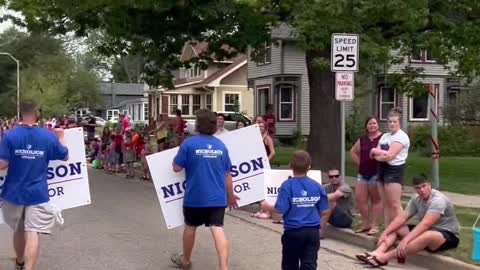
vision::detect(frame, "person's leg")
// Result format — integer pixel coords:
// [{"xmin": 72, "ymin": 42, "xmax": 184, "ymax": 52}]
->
[
  {"xmin": 210, "ymin": 226, "xmax": 229, "ymax": 270},
  {"xmin": 376, "ymin": 182, "xmax": 387, "ymax": 225},
  {"xmin": 368, "ymin": 181, "xmax": 383, "ymax": 231},
  {"xmin": 13, "ymin": 230, "xmax": 26, "ymax": 264},
  {"xmin": 369, "ymin": 225, "xmax": 410, "ymax": 257},
  {"xmin": 383, "ymin": 183, "xmax": 403, "ymax": 225},
  {"xmin": 182, "ymin": 225, "xmax": 197, "ymax": 263},
  {"xmin": 355, "ymin": 180, "xmax": 370, "ymax": 230},
  {"xmin": 24, "ymin": 232, "xmax": 40, "ymax": 270},
  {"xmin": 300, "ymin": 228, "xmax": 320, "ymax": 270},
  {"xmin": 375, "ymin": 231, "xmax": 446, "ymax": 263},
  {"xmin": 282, "ymin": 230, "xmax": 302, "ymax": 270},
  {"xmin": 328, "ymin": 207, "xmax": 353, "ymax": 229}
]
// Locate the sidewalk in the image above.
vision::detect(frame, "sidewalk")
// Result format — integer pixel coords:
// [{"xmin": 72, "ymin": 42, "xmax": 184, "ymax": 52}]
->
[
  {"xmin": 274, "ymin": 165, "xmax": 480, "ymax": 208},
  {"xmin": 342, "ymin": 175, "xmax": 480, "ymax": 208}
]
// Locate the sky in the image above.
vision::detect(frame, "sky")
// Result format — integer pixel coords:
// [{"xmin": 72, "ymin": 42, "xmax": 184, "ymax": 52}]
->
[{"xmin": 0, "ymin": 8, "xmax": 23, "ymax": 33}]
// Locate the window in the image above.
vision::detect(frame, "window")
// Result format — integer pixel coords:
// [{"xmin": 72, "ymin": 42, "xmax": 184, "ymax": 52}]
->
[
  {"xmin": 224, "ymin": 93, "xmax": 240, "ymax": 112},
  {"xmin": 170, "ymin": 94, "xmax": 178, "ymax": 115},
  {"xmin": 257, "ymin": 42, "xmax": 271, "ymax": 65},
  {"xmin": 156, "ymin": 96, "xmax": 160, "ymax": 118},
  {"xmin": 409, "ymin": 84, "xmax": 439, "ymax": 121},
  {"xmin": 189, "ymin": 64, "xmax": 201, "ymax": 78},
  {"xmin": 411, "ymin": 49, "xmax": 436, "ymax": 63},
  {"xmin": 279, "ymin": 87, "xmax": 294, "ymax": 121},
  {"xmin": 137, "ymin": 104, "xmax": 141, "ymax": 121},
  {"xmin": 181, "ymin": 94, "xmax": 190, "ymax": 115},
  {"xmin": 107, "ymin": 109, "xmax": 120, "ymax": 120},
  {"xmin": 144, "ymin": 103, "xmax": 148, "ymax": 121},
  {"xmin": 257, "ymin": 87, "xmax": 270, "ymax": 116},
  {"xmin": 379, "ymin": 87, "xmax": 396, "ymax": 120},
  {"xmin": 448, "ymin": 89, "xmax": 459, "ymax": 106},
  {"xmin": 193, "ymin": 95, "xmax": 201, "ymax": 114},
  {"xmin": 206, "ymin": 94, "xmax": 212, "ymax": 111}
]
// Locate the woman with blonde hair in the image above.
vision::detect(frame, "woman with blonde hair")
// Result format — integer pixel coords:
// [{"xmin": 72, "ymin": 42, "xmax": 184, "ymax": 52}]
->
[{"xmin": 370, "ymin": 107, "xmax": 410, "ymax": 227}]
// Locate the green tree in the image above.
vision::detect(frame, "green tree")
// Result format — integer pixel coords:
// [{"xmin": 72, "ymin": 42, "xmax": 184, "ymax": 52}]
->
[
  {"xmin": 7, "ymin": 0, "xmax": 480, "ymax": 169},
  {"xmin": 0, "ymin": 28, "xmax": 101, "ymax": 117}
]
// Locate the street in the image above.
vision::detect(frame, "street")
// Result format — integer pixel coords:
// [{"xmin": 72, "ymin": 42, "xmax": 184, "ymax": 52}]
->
[{"xmin": 0, "ymin": 169, "xmax": 426, "ymax": 270}]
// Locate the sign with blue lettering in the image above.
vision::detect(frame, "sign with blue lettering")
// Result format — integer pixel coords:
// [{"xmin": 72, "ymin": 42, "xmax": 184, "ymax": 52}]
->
[
  {"xmin": 147, "ymin": 125, "xmax": 270, "ymax": 229},
  {"xmin": 0, "ymin": 128, "xmax": 91, "ymax": 224},
  {"xmin": 264, "ymin": 170, "xmax": 322, "ymax": 205}
]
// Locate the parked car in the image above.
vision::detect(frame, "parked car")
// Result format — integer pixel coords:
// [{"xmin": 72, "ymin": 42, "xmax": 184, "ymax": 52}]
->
[
  {"xmin": 184, "ymin": 112, "xmax": 251, "ymax": 136},
  {"xmin": 95, "ymin": 117, "xmax": 107, "ymax": 126}
]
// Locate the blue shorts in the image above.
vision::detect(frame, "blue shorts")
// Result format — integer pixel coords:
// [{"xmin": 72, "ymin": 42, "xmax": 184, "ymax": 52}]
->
[{"xmin": 357, "ymin": 174, "xmax": 378, "ymax": 183}]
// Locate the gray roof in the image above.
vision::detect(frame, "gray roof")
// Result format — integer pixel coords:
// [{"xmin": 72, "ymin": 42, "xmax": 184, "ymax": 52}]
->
[{"xmin": 98, "ymin": 82, "xmax": 146, "ymax": 95}]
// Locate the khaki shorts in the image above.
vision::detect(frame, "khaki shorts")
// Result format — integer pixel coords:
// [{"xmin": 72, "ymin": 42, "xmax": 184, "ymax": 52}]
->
[{"xmin": 1, "ymin": 200, "xmax": 55, "ymax": 234}]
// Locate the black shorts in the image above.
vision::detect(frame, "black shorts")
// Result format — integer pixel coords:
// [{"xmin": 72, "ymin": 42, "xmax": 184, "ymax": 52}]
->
[
  {"xmin": 183, "ymin": 207, "xmax": 225, "ymax": 227},
  {"xmin": 157, "ymin": 138, "xmax": 166, "ymax": 145},
  {"xmin": 407, "ymin": 225, "xmax": 460, "ymax": 252},
  {"xmin": 378, "ymin": 163, "xmax": 405, "ymax": 184}
]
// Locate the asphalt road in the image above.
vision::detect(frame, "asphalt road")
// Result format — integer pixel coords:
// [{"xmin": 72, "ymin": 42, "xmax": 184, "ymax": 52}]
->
[{"xmin": 0, "ymin": 169, "xmax": 426, "ymax": 270}]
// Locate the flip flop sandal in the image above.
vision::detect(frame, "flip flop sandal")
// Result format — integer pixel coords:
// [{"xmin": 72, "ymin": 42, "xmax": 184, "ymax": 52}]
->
[
  {"xmin": 272, "ymin": 220, "xmax": 283, "ymax": 224},
  {"xmin": 355, "ymin": 253, "xmax": 373, "ymax": 263},
  {"xmin": 367, "ymin": 228, "xmax": 380, "ymax": 236},
  {"xmin": 354, "ymin": 227, "xmax": 371, "ymax": 234},
  {"xmin": 365, "ymin": 256, "xmax": 388, "ymax": 268},
  {"xmin": 170, "ymin": 253, "xmax": 192, "ymax": 269}
]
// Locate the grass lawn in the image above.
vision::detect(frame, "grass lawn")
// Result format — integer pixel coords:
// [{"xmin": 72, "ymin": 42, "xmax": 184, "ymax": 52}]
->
[{"xmin": 274, "ymin": 146, "xmax": 480, "ymax": 195}]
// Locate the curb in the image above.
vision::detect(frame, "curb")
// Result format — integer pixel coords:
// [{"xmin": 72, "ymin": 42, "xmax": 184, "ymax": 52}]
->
[{"xmin": 238, "ymin": 205, "xmax": 480, "ymax": 270}]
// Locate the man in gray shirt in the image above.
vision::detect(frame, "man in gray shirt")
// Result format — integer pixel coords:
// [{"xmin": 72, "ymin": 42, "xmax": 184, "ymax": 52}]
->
[
  {"xmin": 356, "ymin": 175, "xmax": 460, "ymax": 267},
  {"xmin": 321, "ymin": 168, "xmax": 354, "ymax": 238}
]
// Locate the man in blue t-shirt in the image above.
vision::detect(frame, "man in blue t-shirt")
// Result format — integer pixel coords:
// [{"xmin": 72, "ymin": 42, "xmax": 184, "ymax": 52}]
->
[
  {"xmin": 0, "ymin": 100, "xmax": 69, "ymax": 270},
  {"xmin": 170, "ymin": 109, "xmax": 238, "ymax": 270},
  {"xmin": 261, "ymin": 150, "xmax": 329, "ymax": 270}
]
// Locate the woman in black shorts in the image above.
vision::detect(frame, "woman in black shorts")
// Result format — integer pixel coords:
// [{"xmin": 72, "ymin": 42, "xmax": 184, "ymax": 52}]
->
[{"xmin": 370, "ymin": 107, "xmax": 410, "ymax": 226}]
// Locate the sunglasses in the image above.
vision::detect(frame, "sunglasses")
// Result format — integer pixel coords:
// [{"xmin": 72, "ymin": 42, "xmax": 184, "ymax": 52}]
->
[{"xmin": 328, "ymin": 174, "xmax": 340, "ymax": 179}]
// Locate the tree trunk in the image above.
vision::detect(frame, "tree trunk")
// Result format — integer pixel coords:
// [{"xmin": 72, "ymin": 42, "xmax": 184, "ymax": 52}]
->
[{"xmin": 306, "ymin": 50, "xmax": 341, "ymax": 171}]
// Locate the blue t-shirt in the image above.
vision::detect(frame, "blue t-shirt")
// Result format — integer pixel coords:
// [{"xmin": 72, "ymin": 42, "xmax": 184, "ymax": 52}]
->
[
  {"xmin": 0, "ymin": 126, "xmax": 69, "ymax": 205},
  {"xmin": 275, "ymin": 176, "xmax": 328, "ymax": 231},
  {"xmin": 173, "ymin": 135, "xmax": 232, "ymax": 207}
]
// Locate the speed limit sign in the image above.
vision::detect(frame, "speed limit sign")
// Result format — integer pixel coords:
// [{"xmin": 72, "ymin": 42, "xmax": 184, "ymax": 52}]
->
[{"xmin": 331, "ymin": 33, "xmax": 359, "ymax": 72}]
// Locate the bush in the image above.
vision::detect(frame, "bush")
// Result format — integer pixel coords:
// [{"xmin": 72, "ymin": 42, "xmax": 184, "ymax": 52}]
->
[{"xmin": 409, "ymin": 125, "xmax": 480, "ymax": 157}]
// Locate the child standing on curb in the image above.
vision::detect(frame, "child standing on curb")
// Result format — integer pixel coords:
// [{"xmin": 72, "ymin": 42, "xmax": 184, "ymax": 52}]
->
[
  {"xmin": 140, "ymin": 133, "xmax": 152, "ymax": 180},
  {"xmin": 261, "ymin": 150, "xmax": 329, "ymax": 270}
]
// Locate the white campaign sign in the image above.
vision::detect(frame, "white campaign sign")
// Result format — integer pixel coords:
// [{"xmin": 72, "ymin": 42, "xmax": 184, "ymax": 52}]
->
[
  {"xmin": 0, "ymin": 128, "xmax": 91, "ymax": 224},
  {"xmin": 147, "ymin": 125, "xmax": 270, "ymax": 229},
  {"xmin": 331, "ymin": 33, "xmax": 359, "ymax": 72},
  {"xmin": 264, "ymin": 170, "xmax": 322, "ymax": 205},
  {"xmin": 335, "ymin": 72, "xmax": 354, "ymax": 101}
]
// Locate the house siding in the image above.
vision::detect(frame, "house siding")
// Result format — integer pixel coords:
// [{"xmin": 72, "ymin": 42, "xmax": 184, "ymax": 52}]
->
[
  {"xmin": 247, "ymin": 42, "xmax": 282, "ymax": 79},
  {"xmin": 220, "ymin": 65, "xmax": 247, "ymax": 85},
  {"xmin": 283, "ymin": 41, "xmax": 310, "ymax": 135},
  {"xmin": 215, "ymin": 86, "xmax": 253, "ymax": 117},
  {"xmin": 387, "ymin": 50, "xmax": 456, "ymax": 77}
]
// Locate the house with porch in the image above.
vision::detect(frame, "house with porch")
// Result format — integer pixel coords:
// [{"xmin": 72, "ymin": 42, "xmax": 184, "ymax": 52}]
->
[
  {"xmin": 147, "ymin": 42, "xmax": 253, "ymax": 121},
  {"xmin": 247, "ymin": 23, "xmax": 310, "ymax": 138},
  {"xmin": 248, "ymin": 23, "xmax": 463, "ymax": 136}
]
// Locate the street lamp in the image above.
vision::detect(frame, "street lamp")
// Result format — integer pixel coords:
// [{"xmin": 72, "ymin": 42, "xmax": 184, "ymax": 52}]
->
[{"xmin": 0, "ymin": 52, "xmax": 20, "ymax": 119}]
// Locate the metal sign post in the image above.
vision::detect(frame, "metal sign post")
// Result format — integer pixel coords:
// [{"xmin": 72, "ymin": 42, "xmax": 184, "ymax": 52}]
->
[{"xmin": 332, "ymin": 34, "xmax": 359, "ymax": 182}]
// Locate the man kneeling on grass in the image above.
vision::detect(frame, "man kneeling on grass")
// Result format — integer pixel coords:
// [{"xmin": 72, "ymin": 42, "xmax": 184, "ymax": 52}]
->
[{"xmin": 356, "ymin": 175, "xmax": 460, "ymax": 267}]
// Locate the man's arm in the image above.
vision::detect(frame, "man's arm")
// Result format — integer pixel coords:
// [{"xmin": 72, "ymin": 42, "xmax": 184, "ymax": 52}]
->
[
  {"xmin": 0, "ymin": 160, "xmax": 8, "ymax": 170},
  {"xmin": 401, "ymin": 213, "xmax": 441, "ymax": 244},
  {"xmin": 225, "ymin": 172, "xmax": 238, "ymax": 208},
  {"xmin": 383, "ymin": 210, "xmax": 411, "ymax": 235},
  {"xmin": 172, "ymin": 162, "xmax": 183, "ymax": 172},
  {"xmin": 54, "ymin": 129, "xmax": 69, "ymax": 161},
  {"xmin": 327, "ymin": 190, "xmax": 343, "ymax": 202}
]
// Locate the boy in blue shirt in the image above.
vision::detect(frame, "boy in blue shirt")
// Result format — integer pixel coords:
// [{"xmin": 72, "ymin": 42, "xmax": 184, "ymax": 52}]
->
[
  {"xmin": 261, "ymin": 150, "xmax": 328, "ymax": 270},
  {"xmin": 0, "ymin": 100, "xmax": 69, "ymax": 270},
  {"xmin": 171, "ymin": 109, "xmax": 238, "ymax": 270}
]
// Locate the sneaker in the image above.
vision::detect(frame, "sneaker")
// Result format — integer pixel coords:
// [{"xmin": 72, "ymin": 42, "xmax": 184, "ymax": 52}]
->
[
  {"xmin": 15, "ymin": 259, "xmax": 25, "ymax": 270},
  {"xmin": 170, "ymin": 253, "xmax": 192, "ymax": 269}
]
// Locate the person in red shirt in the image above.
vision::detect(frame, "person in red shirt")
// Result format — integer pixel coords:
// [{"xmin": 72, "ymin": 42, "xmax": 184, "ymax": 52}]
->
[
  {"xmin": 113, "ymin": 128, "xmax": 123, "ymax": 173},
  {"xmin": 120, "ymin": 114, "xmax": 130, "ymax": 132},
  {"xmin": 175, "ymin": 109, "xmax": 186, "ymax": 146},
  {"xmin": 263, "ymin": 104, "xmax": 275, "ymax": 136}
]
